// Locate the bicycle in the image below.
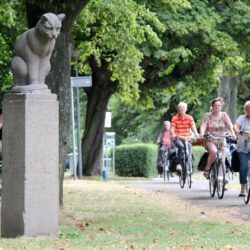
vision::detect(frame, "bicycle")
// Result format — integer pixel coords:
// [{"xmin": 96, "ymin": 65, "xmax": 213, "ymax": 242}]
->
[
  {"xmin": 204, "ymin": 133, "xmax": 226, "ymax": 199},
  {"xmin": 163, "ymin": 150, "xmax": 170, "ymax": 181},
  {"xmin": 175, "ymin": 136, "xmax": 193, "ymax": 189}
]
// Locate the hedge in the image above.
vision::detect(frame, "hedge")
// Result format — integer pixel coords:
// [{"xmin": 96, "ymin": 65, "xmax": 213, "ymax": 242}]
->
[
  {"xmin": 192, "ymin": 146, "xmax": 206, "ymax": 171},
  {"xmin": 115, "ymin": 143, "xmax": 158, "ymax": 177}
]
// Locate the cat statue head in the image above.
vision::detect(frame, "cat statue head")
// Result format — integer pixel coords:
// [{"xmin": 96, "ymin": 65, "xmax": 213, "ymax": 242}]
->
[{"xmin": 36, "ymin": 13, "xmax": 65, "ymax": 40}]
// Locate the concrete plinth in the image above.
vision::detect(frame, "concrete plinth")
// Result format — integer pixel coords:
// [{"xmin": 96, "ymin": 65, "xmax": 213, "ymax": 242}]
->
[{"xmin": 1, "ymin": 93, "xmax": 59, "ymax": 237}]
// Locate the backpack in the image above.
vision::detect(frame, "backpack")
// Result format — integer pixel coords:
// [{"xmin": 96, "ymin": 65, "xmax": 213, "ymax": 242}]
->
[
  {"xmin": 197, "ymin": 152, "xmax": 208, "ymax": 171},
  {"xmin": 231, "ymin": 150, "xmax": 240, "ymax": 172}
]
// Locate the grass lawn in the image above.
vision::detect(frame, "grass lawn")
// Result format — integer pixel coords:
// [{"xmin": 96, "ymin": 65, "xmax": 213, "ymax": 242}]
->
[{"xmin": 0, "ymin": 175, "xmax": 249, "ymax": 249}]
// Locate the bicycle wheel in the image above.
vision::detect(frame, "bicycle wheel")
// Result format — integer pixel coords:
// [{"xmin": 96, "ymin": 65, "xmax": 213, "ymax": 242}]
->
[
  {"xmin": 179, "ymin": 162, "xmax": 186, "ymax": 188},
  {"xmin": 186, "ymin": 159, "xmax": 192, "ymax": 188},
  {"xmin": 163, "ymin": 158, "xmax": 170, "ymax": 182},
  {"xmin": 244, "ymin": 171, "xmax": 250, "ymax": 204},
  {"xmin": 163, "ymin": 168, "xmax": 170, "ymax": 182},
  {"xmin": 163, "ymin": 167, "xmax": 166, "ymax": 181},
  {"xmin": 216, "ymin": 160, "xmax": 225, "ymax": 199},
  {"xmin": 209, "ymin": 164, "xmax": 216, "ymax": 197}
]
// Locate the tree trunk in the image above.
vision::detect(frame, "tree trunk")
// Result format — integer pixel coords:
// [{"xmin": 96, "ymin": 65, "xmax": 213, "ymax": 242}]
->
[
  {"xmin": 82, "ymin": 60, "xmax": 117, "ymax": 175},
  {"xmin": 46, "ymin": 31, "xmax": 71, "ymax": 206},
  {"xmin": 218, "ymin": 75, "xmax": 238, "ymax": 122}
]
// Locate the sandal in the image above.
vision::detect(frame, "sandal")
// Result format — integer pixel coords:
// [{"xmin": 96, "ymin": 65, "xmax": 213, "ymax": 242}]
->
[{"xmin": 203, "ymin": 169, "xmax": 209, "ymax": 179}]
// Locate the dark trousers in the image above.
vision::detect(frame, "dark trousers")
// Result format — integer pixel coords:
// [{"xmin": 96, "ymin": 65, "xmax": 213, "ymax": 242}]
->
[{"xmin": 173, "ymin": 139, "xmax": 192, "ymax": 163}]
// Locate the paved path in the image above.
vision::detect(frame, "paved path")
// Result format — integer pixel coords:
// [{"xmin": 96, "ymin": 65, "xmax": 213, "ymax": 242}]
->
[{"xmin": 124, "ymin": 172, "xmax": 250, "ymax": 220}]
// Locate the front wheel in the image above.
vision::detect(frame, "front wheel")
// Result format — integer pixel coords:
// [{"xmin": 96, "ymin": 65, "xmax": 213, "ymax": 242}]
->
[
  {"xmin": 209, "ymin": 164, "xmax": 216, "ymax": 197},
  {"xmin": 244, "ymin": 172, "xmax": 250, "ymax": 204},
  {"xmin": 163, "ymin": 159, "xmax": 170, "ymax": 182},
  {"xmin": 217, "ymin": 160, "xmax": 225, "ymax": 199},
  {"xmin": 179, "ymin": 163, "xmax": 186, "ymax": 188},
  {"xmin": 186, "ymin": 160, "xmax": 192, "ymax": 188}
]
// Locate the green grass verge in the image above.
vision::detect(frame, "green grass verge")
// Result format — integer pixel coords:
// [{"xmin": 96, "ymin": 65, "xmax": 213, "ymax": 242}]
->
[
  {"xmin": 192, "ymin": 146, "xmax": 206, "ymax": 172},
  {"xmin": 0, "ymin": 177, "xmax": 249, "ymax": 249}
]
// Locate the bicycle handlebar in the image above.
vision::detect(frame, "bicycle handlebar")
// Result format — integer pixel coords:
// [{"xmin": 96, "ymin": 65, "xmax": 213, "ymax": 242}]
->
[
  {"xmin": 239, "ymin": 130, "xmax": 250, "ymax": 136},
  {"xmin": 176, "ymin": 135, "xmax": 190, "ymax": 140},
  {"xmin": 204, "ymin": 133, "xmax": 226, "ymax": 142}
]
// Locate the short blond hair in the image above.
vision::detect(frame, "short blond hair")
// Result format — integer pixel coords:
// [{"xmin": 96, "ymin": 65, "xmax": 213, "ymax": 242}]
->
[
  {"xmin": 163, "ymin": 121, "xmax": 170, "ymax": 126},
  {"xmin": 244, "ymin": 100, "xmax": 250, "ymax": 113},
  {"xmin": 178, "ymin": 102, "xmax": 187, "ymax": 110}
]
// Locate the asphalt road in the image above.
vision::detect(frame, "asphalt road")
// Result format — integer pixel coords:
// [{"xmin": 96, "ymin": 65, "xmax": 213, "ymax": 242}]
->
[{"xmin": 125, "ymin": 172, "xmax": 250, "ymax": 220}]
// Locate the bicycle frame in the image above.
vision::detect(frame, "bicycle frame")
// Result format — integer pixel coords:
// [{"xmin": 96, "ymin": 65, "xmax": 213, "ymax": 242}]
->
[
  {"xmin": 205, "ymin": 133, "xmax": 226, "ymax": 199},
  {"xmin": 176, "ymin": 136, "xmax": 192, "ymax": 188},
  {"xmin": 238, "ymin": 130, "xmax": 250, "ymax": 204}
]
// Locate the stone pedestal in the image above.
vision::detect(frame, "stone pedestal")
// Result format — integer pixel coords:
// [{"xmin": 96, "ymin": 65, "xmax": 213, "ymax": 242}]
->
[{"xmin": 1, "ymin": 93, "xmax": 59, "ymax": 237}]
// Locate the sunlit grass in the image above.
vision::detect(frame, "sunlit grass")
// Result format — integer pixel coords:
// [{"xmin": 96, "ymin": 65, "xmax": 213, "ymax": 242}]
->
[{"xmin": 0, "ymin": 176, "xmax": 249, "ymax": 249}]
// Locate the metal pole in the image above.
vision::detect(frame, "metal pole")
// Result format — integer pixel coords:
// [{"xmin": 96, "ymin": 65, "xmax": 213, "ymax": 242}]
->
[
  {"xmin": 102, "ymin": 133, "xmax": 105, "ymax": 171},
  {"xmin": 76, "ymin": 87, "xmax": 83, "ymax": 179},
  {"xmin": 113, "ymin": 135, "xmax": 115, "ymax": 175},
  {"xmin": 70, "ymin": 80, "xmax": 76, "ymax": 180}
]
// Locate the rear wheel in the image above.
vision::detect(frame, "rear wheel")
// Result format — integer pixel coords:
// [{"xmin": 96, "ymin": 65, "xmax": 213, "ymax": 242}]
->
[
  {"xmin": 217, "ymin": 160, "xmax": 225, "ymax": 199},
  {"xmin": 244, "ymin": 171, "xmax": 250, "ymax": 204},
  {"xmin": 179, "ymin": 163, "xmax": 186, "ymax": 188},
  {"xmin": 209, "ymin": 164, "xmax": 216, "ymax": 197},
  {"xmin": 163, "ymin": 158, "xmax": 170, "ymax": 182},
  {"xmin": 163, "ymin": 168, "xmax": 170, "ymax": 182},
  {"xmin": 186, "ymin": 160, "xmax": 192, "ymax": 188}
]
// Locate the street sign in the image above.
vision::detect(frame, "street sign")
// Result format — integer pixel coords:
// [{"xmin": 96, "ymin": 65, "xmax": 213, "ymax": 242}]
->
[
  {"xmin": 105, "ymin": 112, "xmax": 112, "ymax": 128},
  {"xmin": 71, "ymin": 76, "xmax": 92, "ymax": 87}
]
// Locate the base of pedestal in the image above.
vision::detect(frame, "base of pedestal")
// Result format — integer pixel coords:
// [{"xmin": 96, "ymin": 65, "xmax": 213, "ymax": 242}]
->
[{"xmin": 1, "ymin": 93, "xmax": 59, "ymax": 237}]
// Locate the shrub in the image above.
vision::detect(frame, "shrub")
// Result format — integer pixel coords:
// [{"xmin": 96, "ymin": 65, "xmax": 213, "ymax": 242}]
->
[{"xmin": 115, "ymin": 143, "xmax": 158, "ymax": 177}]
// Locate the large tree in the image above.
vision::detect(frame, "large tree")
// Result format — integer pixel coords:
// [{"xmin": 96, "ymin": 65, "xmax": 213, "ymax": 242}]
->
[
  {"xmin": 73, "ymin": 0, "xmax": 169, "ymax": 175},
  {"xmin": 111, "ymin": 0, "xmax": 250, "ymax": 143},
  {"xmin": 74, "ymin": 0, "xmax": 243, "ymax": 174}
]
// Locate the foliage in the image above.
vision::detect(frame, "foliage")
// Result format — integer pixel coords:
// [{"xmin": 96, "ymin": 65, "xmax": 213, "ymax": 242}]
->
[
  {"xmin": 109, "ymin": 0, "xmax": 250, "ymax": 143},
  {"xmin": 0, "ymin": 1, "xmax": 26, "ymax": 103},
  {"xmin": 115, "ymin": 143, "xmax": 157, "ymax": 177},
  {"xmin": 73, "ymin": 0, "xmax": 165, "ymax": 102}
]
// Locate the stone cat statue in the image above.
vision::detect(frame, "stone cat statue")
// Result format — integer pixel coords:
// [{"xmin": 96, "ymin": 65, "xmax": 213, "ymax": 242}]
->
[{"xmin": 11, "ymin": 13, "xmax": 65, "ymax": 93}]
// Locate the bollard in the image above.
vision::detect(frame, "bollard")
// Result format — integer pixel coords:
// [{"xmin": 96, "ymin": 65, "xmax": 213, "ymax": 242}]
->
[{"xmin": 102, "ymin": 169, "xmax": 108, "ymax": 181}]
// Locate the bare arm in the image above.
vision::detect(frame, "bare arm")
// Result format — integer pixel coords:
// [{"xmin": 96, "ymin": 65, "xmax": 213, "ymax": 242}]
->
[
  {"xmin": 199, "ymin": 115, "xmax": 208, "ymax": 137},
  {"xmin": 170, "ymin": 127, "xmax": 176, "ymax": 139},
  {"xmin": 234, "ymin": 122, "xmax": 241, "ymax": 135},
  {"xmin": 226, "ymin": 122, "xmax": 236, "ymax": 139},
  {"xmin": 191, "ymin": 123, "xmax": 199, "ymax": 138},
  {"xmin": 199, "ymin": 122, "xmax": 207, "ymax": 138}
]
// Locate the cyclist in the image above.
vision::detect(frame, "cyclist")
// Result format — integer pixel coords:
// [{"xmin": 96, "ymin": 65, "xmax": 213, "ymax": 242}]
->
[
  {"xmin": 156, "ymin": 121, "xmax": 175, "ymax": 176},
  {"xmin": 234, "ymin": 100, "xmax": 250, "ymax": 197},
  {"xmin": 200, "ymin": 97, "xmax": 236, "ymax": 179},
  {"xmin": 171, "ymin": 102, "xmax": 199, "ymax": 173}
]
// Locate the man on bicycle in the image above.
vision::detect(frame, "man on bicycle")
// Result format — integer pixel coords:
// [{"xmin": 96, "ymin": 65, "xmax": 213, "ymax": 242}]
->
[
  {"xmin": 156, "ymin": 121, "xmax": 175, "ymax": 176},
  {"xmin": 171, "ymin": 102, "xmax": 199, "ymax": 173}
]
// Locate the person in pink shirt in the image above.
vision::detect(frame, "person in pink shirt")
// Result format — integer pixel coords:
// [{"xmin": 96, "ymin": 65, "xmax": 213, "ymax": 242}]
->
[{"xmin": 157, "ymin": 121, "xmax": 175, "ymax": 175}]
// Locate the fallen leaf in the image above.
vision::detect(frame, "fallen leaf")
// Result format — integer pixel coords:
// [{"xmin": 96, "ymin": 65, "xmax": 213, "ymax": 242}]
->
[{"xmin": 87, "ymin": 232, "xmax": 96, "ymax": 240}]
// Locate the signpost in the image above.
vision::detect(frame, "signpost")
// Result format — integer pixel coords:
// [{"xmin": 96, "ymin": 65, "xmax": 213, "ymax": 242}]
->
[
  {"xmin": 102, "ymin": 112, "xmax": 116, "ymax": 179},
  {"xmin": 70, "ymin": 76, "xmax": 92, "ymax": 179}
]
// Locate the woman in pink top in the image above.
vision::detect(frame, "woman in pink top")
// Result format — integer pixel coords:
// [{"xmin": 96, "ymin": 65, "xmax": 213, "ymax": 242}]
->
[
  {"xmin": 156, "ymin": 121, "xmax": 175, "ymax": 175},
  {"xmin": 200, "ymin": 97, "xmax": 236, "ymax": 178}
]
